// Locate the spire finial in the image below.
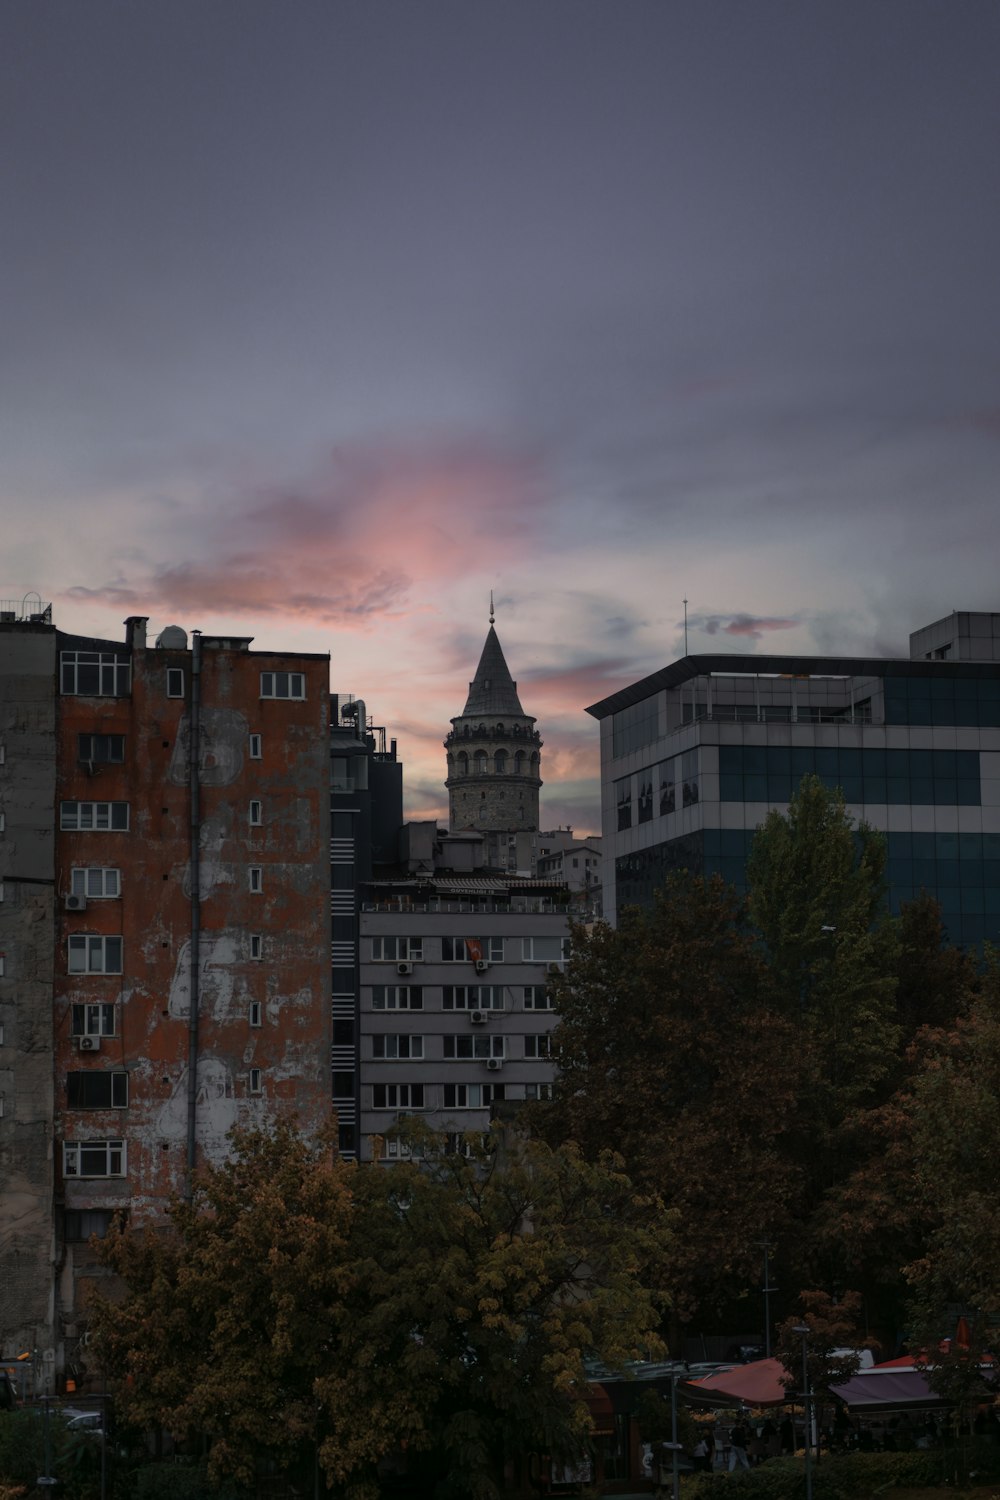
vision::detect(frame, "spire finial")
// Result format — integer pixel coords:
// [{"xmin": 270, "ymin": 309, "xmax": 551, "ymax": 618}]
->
[{"xmin": 489, "ymin": 590, "xmax": 495, "ymax": 625}]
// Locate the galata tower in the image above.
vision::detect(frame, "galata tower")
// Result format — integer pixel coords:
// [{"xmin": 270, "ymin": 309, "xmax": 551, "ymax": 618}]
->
[{"xmin": 445, "ymin": 602, "xmax": 542, "ymax": 837}]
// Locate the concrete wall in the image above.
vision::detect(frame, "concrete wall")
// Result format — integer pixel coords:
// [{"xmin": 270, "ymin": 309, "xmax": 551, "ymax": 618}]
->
[{"xmin": 0, "ymin": 625, "xmax": 56, "ymax": 1379}]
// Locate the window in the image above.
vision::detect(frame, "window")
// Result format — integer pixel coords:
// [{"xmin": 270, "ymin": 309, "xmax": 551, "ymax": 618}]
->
[
  {"xmin": 68, "ymin": 935, "xmax": 123, "ymax": 974},
  {"xmin": 0, "ymin": 955, "xmax": 4, "ymax": 978},
  {"xmin": 77, "ymin": 734, "xmax": 125, "ymax": 765},
  {"xmin": 63, "ymin": 1139, "xmax": 126, "ymax": 1177},
  {"xmin": 249, "ymin": 1000, "xmax": 262, "ymax": 1027},
  {"xmin": 166, "ymin": 668, "xmax": 185, "ymax": 698},
  {"xmin": 382, "ymin": 1135, "xmax": 424, "ymax": 1160},
  {"xmin": 443, "ymin": 1083, "xmax": 504, "ymax": 1109},
  {"xmin": 371, "ymin": 937, "xmax": 423, "ymax": 962},
  {"xmin": 61, "ymin": 652, "xmax": 130, "ymax": 697},
  {"xmin": 60, "ymin": 802, "xmax": 129, "ymax": 831},
  {"xmin": 333, "ymin": 1018, "xmax": 354, "ymax": 1046},
  {"xmin": 249, "ymin": 733, "xmax": 262, "ymax": 759},
  {"xmin": 0, "ymin": 813, "xmax": 4, "ymax": 833},
  {"xmin": 371, "ymin": 986, "xmax": 422, "ymax": 1010},
  {"xmin": 249, "ymin": 800, "xmax": 263, "ymax": 826},
  {"xmin": 67, "ymin": 1072, "xmax": 128, "ymax": 1108},
  {"xmin": 333, "ymin": 1071, "xmax": 354, "ymax": 1096},
  {"xmin": 616, "ymin": 777, "xmax": 633, "ymax": 831},
  {"xmin": 250, "ymin": 933, "xmax": 263, "ymax": 960},
  {"xmin": 522, "ymin": 986, "xmax": 553, "ymax": 1010},
  {"xmin": 637, "ymin": 779, "xmax": 653, "ymax": 824},
  {"xmin": 71, "ymin": 868, "xmax": 121, "ymax": 899},
  {"xmin": 64, "ymin": 1209, "xmax": 115, "ymax": 1241},
  {"xmin": 249, "ymin": 867, "xmax": 262, "ymax": 893},
  {"xmin": 612, "ymin": 696, "xmax": 660, "ymax": 758},
  {"xmin": 443, "ymin": 1035, "xmax": 505, "ymax": 1060},
  {"xmin": 520, "ymin": 936, "xmax": 570, "ymax": 964},
  {"xmin": 249, "ymin": 1068, "xmax": 262, "ymax": 1094},
  {"xmin": 71, "ymin": 1003, "xmax": 116, "ymax": 1037},
  {"xmin": 524, "ymin": 1034, "xmax": 553, "ymax": 1059},
  {"xmin": 524, "ymin": 1082, "xmax": 554, "ymax": 1101},
  {"xmin": 441, "ymin": 937, "xmax": 504, "ymax": 963},
  {"xmin": 443, "ymin": 986, "xmax": 504, "ymax": 1011},
  {"xmin": 260, "ymin": 671, "xmax": 305, "ymax": 700},
  {"xmin": 373, "ymin": 1035, "xmax": 425, "ymax": 1060},
  {"xmin": 372, "ymin": 1083, "xmax": 424, "ymax": 1109}
]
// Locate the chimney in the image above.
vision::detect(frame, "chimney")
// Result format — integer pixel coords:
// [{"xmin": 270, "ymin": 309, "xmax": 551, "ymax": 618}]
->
[{"xmin": 124, "ymin": 616, "xmax": 148, "ymax": 650}]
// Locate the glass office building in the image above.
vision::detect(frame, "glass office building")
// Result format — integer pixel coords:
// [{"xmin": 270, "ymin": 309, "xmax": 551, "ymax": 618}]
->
[{"xmin": 587, "ymin": 612, "xmax": 1000, "ymax": 945}]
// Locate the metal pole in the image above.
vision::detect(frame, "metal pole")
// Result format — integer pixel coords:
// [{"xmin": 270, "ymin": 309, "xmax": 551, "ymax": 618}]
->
[
  {"xmin": 801, "ymin": 1334, "xmax": 813, "ymax": 1500},
  {"xmin": 670, "ymin": 1373, "xmax": 680, "ymax": 1500}
]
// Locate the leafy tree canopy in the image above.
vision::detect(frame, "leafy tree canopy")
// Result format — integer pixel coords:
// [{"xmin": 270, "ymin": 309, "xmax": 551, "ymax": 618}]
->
[{"xmin": 88, "ymin": 1120, "xmax": 671, "ymax": 1500}]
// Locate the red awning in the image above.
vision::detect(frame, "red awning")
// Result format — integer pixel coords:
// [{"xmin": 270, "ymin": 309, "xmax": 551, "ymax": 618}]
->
[{"xmin": 684, "ymin": 1357, "xmax": 789, "ymax": 1407}]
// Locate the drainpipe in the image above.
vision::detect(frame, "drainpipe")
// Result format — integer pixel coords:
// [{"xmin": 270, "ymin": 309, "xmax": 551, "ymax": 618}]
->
[{"xmin": 185, "ymin": 630, "xmax": 203, "ymax": 1196}]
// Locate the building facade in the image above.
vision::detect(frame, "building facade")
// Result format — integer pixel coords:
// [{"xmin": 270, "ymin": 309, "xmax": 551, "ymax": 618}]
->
[
  {"xmin": 1, "ymin": 608, "xmax": 332, "ymax": 1386},
  {"xmin": 587, "ymin": 611, "xmax": 1000, "ymax": 944}
]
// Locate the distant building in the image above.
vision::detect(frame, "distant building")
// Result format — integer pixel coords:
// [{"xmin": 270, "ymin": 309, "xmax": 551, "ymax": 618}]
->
[
  {"xmin": 536, "ymin": 833, "xmax": 602, "ymax": 915},
  {"xmin": 0, "ymin": 604, "xmax": 331, "ymax": 1387},
  {"xmin": 587, "ymin": 609, "xmax": 1000, "ymax": 941}
]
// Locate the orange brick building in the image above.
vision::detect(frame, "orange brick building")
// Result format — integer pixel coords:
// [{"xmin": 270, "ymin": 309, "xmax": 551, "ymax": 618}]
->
[{"xmin": 2, "ymin": 610, "xmax": 332, "ymax": 1381}]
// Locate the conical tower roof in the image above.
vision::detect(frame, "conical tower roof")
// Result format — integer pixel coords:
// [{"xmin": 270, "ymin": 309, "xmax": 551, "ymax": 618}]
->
[{"xmin": 461, "ymin": 625, "xmax": 527, "ymax": 718}]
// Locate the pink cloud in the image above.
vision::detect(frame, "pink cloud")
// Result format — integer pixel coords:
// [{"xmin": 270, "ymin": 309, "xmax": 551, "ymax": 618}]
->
[{"xmin": 694, "ymin": 613, "xmax": 799, "ymax": 641}]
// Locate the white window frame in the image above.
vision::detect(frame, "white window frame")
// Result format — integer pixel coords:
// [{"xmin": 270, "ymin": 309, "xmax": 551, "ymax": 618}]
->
[
  {"xmin": 524, "ymin": 1034, "xmax": 554, "ymax": 1059},
  {"xmin": 371, "ymin": 936, "xmax": 423, "ymax": 962},
  {"xmin": 0, "ymin": 813, "xmax": 5, "ymax": 834},
  {"xmin": 372, "ymin": 1083, "xmax": 424, "ymax": 1110},
  {"xmin": 524, "ymin": 1082, "xmax": 554, "ymax": 1101},
  {"xmin": 250, "ymin": 933, "xmax": 263, "ymax": 961},
  {"xmin": 443, "ymin": 1035, "xmax": 505, "ymax": 1060},
  {"xmin": 441, "ymin": 937, "xmax": 504, "ymax": 964},
  {"xmin": 63, "ymin": 1139, "xmax": 126, "ymax": 1178},
  {"xmin": 71, "ymin": 868, "xmax": 121, "ymax": 899},
  {"xmin": 372, "ymin": 1035, "xmax": 425, "ymax": 1061},
  {"xmin": 249, "ymin": 1000, "xmax": 262, "ymax": 1028},
  {"xmin": 249, "ymin": 1068, "xmax": 263, "ymax": 1094},
  {"xmin": 71, "ymin": 1002, "xmax": 116, "ymax": 1037},
  {"xmin": 0, "ymin": 954, "xmax": 4, "ymax": 978},
  {"xmin": 443, "ymin": 1082, "xmax": 504, "ymax": 1110},
  {"xmin": 68, "ymin": 935, "xmax": 123, "ymax": 974},
  {"xmin": 249, "ymin": 867, "xmax": 263, "ymax": 893},
  {"xmin": 371, "ymin": 986, "xmax": 422, "ymax": 1010},
  {"xmin": 260, "ymin": 671, "xmax": 305, "ymax": 700},
  {"xmin": 166, "ymin": 667, "xmax": 185, "ymax": 698},
  {"xmin": 67, "ymin": 1070, "xmax": 128, "ymax": 1108},
  {"xmin": 522, "ymin": 986, "xmax": 553, "ymax": 1011},
  {"xmin": 60, "ymin": 652, "xmax": 131, "ymax": 697},
  {"xmin": 249, "ymin": 733, "xmax": 263, "ymax": 759},
  {"xmin": 249, "ymin": 800, "xmax": 263, "ymax": 826},
  {"xmin": 442, "ymin": 985, "xmax": 503, "ymax": 1011},
  {"xmin": 520, "ymin": 936, "xmax": 570, "ymax": 965},
  {"xmin": 60, "ymin": 802, "xmax": 130, "ymax": 832},
  {"xmin": 77, "ymin": 733, "xmax": 125, "ymax": 764}
]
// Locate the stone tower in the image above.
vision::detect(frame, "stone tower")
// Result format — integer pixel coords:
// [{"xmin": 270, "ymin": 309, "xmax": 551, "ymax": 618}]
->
[{"xmin": 445, "ymin": 607, "xmax": 542, "ymax": 837}]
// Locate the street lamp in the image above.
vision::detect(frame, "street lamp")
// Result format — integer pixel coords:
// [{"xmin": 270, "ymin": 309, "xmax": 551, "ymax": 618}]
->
[{"xmin": 791, "ymin": 1324, "xmax": 813, "ymax": 1500}]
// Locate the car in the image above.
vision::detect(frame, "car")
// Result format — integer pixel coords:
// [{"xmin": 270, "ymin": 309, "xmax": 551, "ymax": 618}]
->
[{"xmin": 65, "ymin": 1410, "xmax": 104, "ymax": 1437}]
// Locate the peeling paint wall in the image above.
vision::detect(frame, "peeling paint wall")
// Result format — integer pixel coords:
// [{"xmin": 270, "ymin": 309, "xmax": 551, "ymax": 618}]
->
[
  {"xmin": 53, "ymin": 633, "xmax": 331, "ymax": 1355},
  {"xmin": 0, "ymin": 625, "xmax": 56, "ymax": 1376}
]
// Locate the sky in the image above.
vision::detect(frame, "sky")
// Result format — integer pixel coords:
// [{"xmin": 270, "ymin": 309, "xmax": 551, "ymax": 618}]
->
[{"xmin": 3, "ymin": 1, "xmax": 999, "ymax": 834}]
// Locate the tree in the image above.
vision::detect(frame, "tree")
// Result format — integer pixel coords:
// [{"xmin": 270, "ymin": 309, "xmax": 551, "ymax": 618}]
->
[
  {"xmin": 88, "ymin": 1120, "xmax": 671, "ymax": 1500},
  {"xmin": 538, "ymin": 874, "xmax": 808, "ymax": 1324},
  {"xmin": 776, "ymin": 1289, "xmax": 873, "ymax": 1461},
  {"xmin": 747, "ymin": 775, "xmax": 901, "ymax": 1131}
]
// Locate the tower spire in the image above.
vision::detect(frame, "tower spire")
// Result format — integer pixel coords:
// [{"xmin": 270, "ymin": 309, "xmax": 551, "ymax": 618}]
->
[{"xmin": 489, "ymin": 590, "xmax": 495, "ymax": 625}]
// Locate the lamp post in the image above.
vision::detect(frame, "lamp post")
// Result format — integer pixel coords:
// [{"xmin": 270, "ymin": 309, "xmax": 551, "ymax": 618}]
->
[{"xmin": 791, "ymin": 1324, "xmax": 813, "ymax": 1500}]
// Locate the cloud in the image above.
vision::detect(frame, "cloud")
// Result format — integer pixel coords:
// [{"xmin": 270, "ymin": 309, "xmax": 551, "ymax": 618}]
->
[{"xmin": 690, "ymin": 613, "xmax": 799, "ymax": 641}]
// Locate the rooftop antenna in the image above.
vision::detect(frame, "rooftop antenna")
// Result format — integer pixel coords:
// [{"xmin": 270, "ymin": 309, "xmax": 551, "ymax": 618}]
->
[
  {"xmin": 683, "ymin": 597, "xmax": 689, "ymax": 656},
  {"xmin": 489, "ymin": 590, "xmax": 495, "ymax": 626}
]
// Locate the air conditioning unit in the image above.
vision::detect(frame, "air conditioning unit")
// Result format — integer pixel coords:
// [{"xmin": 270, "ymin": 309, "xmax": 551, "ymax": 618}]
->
[
  {"xmin": 397, "ymin": 961, "xmax": 413, "ymax": 976},
  {"xmin": 485, "ymin": 1057, "xmax": 503, "ymax": 1072},
  {"xmin": 470, "ymin": 1010, "xmax": 488, "ymax": 1025},
  {"xmin": 474, "ymin": 959, "xmax": 491, "ymax": 974},
  {"xmin": 0, "ymin": 611, "xmax": 15, "ymax": 623},
  {"xmin": 77, "ymin": 1035, "xmax": 101, "ymax": 1052},
  {"xmin": 65, "ymin": 893, "xmax": 88, "ymax": 912}
]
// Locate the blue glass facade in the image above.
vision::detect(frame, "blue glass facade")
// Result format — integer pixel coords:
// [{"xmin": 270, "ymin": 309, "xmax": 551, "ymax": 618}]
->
[
  {"xmin": 718, "ymin": 746, "xmax": 981, "ymax": 807},
  {"xmin": 616, "ymin": 828, "xmax": 1000, "ymax": 947},
  {"xmin": 883, "ymin": 675, "xmax": 1000, "ymax": 726}
]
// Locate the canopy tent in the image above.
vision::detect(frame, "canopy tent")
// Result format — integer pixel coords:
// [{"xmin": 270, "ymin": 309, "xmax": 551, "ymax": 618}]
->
[
  {"xmin": 830, "ymin": 1368, "xmax": 950, "ymax": 1411},
  {"xmin": 682, "ymin": 1357, "xmax": 789, "ymax": 1407}
]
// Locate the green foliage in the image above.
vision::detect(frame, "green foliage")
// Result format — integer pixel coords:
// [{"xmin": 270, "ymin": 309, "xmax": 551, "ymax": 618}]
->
[
  {"xmin": 775, "ymin": 1290, "xmax": 872, "ymax": 1399},
  {"xmin": 682, "ymin": 1443, "xmax": 1000, "ymax": 1498},
  {"xmin": 130, "ymin": 1460, "xmax": 243, "ymax": 1499},
  {"xmin": 0, "ymin": 1412, "xmax": 43, "ymax": 1488},
  {"xmin": 89, "ymin": 1119, "xmax": 670, "ymax": 1500}
]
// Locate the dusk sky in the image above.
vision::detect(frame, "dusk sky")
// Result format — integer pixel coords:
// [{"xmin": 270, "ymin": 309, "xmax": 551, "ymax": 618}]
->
[{"xmin": 4, "ymin": 2, "xmax": 999, "ymax": 833}]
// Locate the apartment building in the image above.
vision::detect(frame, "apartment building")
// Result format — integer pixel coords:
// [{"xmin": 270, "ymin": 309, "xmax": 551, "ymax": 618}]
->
[
  {"xmin": 358, "ymin": 824, "xmax": 574, "ymax": 1160},
  {"xmin": 587, "ymin": 609, "xmax": 1000, "ymax": 943},
  {"xmin": 1, "ymin": 605, "xmax": 331, "ymax": 1386}
]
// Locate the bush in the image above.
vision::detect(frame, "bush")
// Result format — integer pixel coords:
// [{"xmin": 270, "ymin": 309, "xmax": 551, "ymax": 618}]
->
[
  {"xmin": 131, "ymin": 1460, "xmax": 245, "ymax": 1499},
  {"xmin": 0, "ymin": 1413, "xmax": 44, "ymax": 1488},
  {"xmin": 680, "ymin": 1442, "xmax": 1000, "ymax": 1499}
]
